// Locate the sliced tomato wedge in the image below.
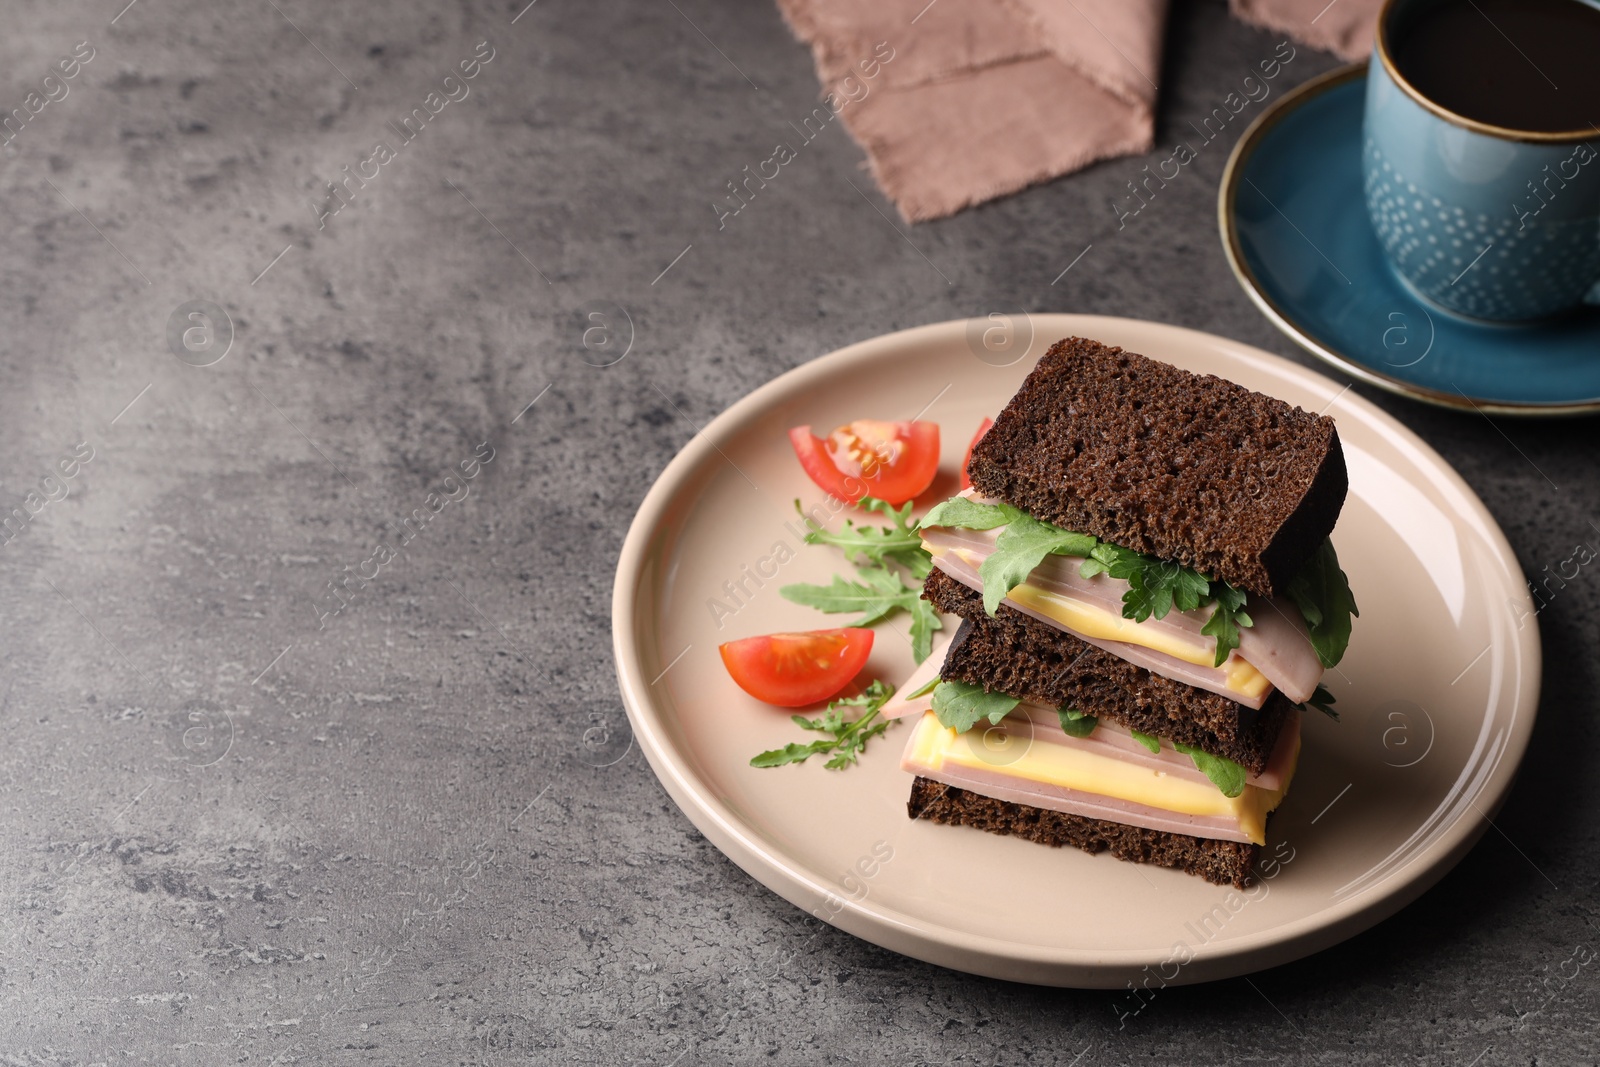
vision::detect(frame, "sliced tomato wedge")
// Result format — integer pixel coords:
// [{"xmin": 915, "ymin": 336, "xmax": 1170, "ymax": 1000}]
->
[
  {"xmin": 788, "ymin": 419, "xmax": 939, "ymax": 505},
  {"xmin": 719, "ymin": 628, "xmax": 874, "ymax": 707},
  {"xmin": 959, "ymin": 417, "xmax": 994, "ymax": 491}
]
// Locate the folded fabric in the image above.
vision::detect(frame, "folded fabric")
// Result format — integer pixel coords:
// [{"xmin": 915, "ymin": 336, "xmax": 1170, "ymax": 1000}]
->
[
  {"xmin": 1232, "ymin": 0, "xmax": 1383, "ymax": 62},
  {"xmin": 775, "ymin": 0, "xmax": 1383, "ymax": 221}
]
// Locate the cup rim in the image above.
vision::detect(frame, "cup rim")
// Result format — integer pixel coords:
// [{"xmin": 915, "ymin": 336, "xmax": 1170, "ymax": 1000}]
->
[{"xmin": 1375, "ymin": 0, "xmax": 1600, "ymax": 144}]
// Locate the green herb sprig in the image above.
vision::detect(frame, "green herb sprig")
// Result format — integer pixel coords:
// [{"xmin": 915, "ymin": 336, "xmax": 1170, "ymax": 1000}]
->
[
  {"xmin": 781, "ymin": 497, "xmax": 941, "ymax": 663},
  {"xmin": 1200, "ymin": 583, "xmax": 1253, "ymax": 670},
  {"xmin": 797, "ymin": 497, "xmax": 933, "ymax": 579},
  {"xmin": 1129, "ymin": 729, "xmax": 1162, "ymax": 754},
  {"xmin": 919, "ymin": 496, "xmax": 1021, "ymax": 532},
  {"xmin": 1056, "ymin": 707, "xmax": 1098, "ymax": 738},
  {"xmin": 929, "ymin": 680, "xmax": 1019, "ymax": 732},
  {"xmin": 1286, "ymin": 539, "xmax": 1359, "ymax": 669},
  {"xmin": 1298, "ymin": 683, "xmax": 1338, "ymax": 720},
  {"xmin": 1118, "ymin": 729, "xmax": 1252, "ymax": 797},
  {"xmin": 750, "ymin": 680, "xmax": 898, "ymax": 770},
  {"xmin": 922, "ymin": 497, "xmax": 1253, "ymax": 668},
  {"xmin": 980, "ymin": 514, "xmax": 1097, "ymax": 617},
  {"xmin": 1173, "ymin": 742, "xmax": 1248, "ymax": 798}
]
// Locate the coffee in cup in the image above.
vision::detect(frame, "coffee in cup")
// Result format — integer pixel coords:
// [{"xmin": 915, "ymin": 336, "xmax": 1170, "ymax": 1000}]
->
[{"xmin": 1363, "ymin": 0, "xmax": 1600, "ymax": 321}]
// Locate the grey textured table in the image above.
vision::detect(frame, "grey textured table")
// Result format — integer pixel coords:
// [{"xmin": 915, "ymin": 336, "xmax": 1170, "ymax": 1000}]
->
[{"xmin": 2, "ymin": 0, "xmax": 1595, "ymax": 1062}]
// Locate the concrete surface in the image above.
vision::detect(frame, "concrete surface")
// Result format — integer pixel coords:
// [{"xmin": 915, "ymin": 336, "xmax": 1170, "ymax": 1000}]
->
[{"xmin": 1, "ymin": 0, "xmax": 1596, "ymax": 1063}]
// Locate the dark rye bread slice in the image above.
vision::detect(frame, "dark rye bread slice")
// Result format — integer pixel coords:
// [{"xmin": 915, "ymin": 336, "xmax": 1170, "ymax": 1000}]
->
[
  {"xmin": 908, "ymin": 777, "xmax": 1259, "ymax": 888},
  {"xmin": 966, "ymin": 336, "xmax": 1347, "ymax": 598},
  {"xmin": 925, "ymin": 569, "xmax": 1287, "ymax": 775}
]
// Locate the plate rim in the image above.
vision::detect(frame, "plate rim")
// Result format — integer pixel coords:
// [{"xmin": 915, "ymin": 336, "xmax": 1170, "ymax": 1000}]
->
[
  {"xmin": 612, "ymin": 315, "xmax": 1542, "ymax": 986},
  {"xmin": 1217, "ymin": 61, "xmax": 1600, "ymax": 418}
]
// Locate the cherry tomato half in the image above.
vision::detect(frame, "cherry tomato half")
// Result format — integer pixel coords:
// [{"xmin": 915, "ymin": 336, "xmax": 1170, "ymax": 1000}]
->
[
  {"xmin": 959, "ymin": 417, "xmax": 994, "ymax": 491},
  {"xmin": 788, "ymin": 419, "xmax": 940, "ymax": 505},
  {"xmin": 719, "ymin": 628, "xmax": 875, "ymax": 707}
]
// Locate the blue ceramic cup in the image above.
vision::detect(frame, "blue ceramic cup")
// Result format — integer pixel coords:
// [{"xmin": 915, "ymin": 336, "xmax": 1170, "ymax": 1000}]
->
[{"xmin": 1362, "ymin": 0, "xmax": 1600, "ymax": 321}]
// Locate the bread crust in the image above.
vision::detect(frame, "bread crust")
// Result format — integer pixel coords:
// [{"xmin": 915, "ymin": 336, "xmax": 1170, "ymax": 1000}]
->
[
  {"xmin": 907, "ymin": 777, "xmax": 1260, "ymax": 888},
  {"xmin": 966, "ymin": 337, "xmax": 1347, "ymax": 598}
]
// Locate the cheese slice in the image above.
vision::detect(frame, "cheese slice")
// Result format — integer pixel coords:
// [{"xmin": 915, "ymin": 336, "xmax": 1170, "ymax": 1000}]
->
[
  {"xmin": 906, "ymin": 713, "xmax": 1297, "ymax": 845},
  {"xmin": 939, "ymin": 547, "xmax": 1273, "ymax": 704}
]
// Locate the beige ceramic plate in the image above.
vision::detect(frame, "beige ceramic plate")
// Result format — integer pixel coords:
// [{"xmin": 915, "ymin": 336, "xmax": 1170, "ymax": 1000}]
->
[{"xmin": 613, "ymin": 316, "xmax": 1539, "ymax": 988}]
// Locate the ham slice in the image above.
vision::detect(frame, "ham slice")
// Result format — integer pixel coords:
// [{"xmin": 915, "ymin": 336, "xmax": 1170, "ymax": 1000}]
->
[
  {"xmin": 921, "ymin": 497, "xmax": 1325, "ymax": 704},
  {"xmin": 1236, "ymin": 600, "xmax": 1323, "ymax": 705},
  {"xmin": 906, "ymin": 754, "xmax": 1259, "ymax": 843},
  {"xmin": 889, "ymin": 679, "xmax": 1300, "ymax": 792},
  {"xmin": 899, "ymin": 709, "xmax": 1301, "ymax": 844},
  {"xmin": 1006, "ymin": 703, "xmax": 1301, "ymax": 792},
  {"xmin": 929, "ymin": 549, "xmax": 1267, "ymax": 708},
  {"xmin": 881, "ymin": 650, "xmax": 948, "ymax": 721}
]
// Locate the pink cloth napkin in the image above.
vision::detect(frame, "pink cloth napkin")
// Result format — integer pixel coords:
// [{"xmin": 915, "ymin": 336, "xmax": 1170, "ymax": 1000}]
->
[{"xmin": 775, "ymin": 0, "xmax": 1384, "ymax": 221}]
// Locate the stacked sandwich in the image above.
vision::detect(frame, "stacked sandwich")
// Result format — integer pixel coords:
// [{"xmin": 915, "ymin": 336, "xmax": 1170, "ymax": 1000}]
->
[{"xmin": 883, "ymin": 338, "xmax": 1356, "ymax": 887}]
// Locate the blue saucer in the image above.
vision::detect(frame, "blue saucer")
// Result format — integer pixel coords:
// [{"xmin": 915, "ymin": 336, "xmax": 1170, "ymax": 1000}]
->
[{"xmin": 1219, "ymin": 64, "xmax": 1600, "ymax": 416}]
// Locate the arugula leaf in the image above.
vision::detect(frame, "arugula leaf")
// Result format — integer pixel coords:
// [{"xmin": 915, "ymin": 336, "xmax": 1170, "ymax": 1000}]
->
[
  {"xmin": 1082, "ymin": 542, "xmax": 1255, "ymax": 666},
  {"xmin": 795, "ymin": 497, "xmax": 932, "ymax": 579},
  {"xmin": 857, "ymin": 498, "xmax": 935, "ymax": 579},
  {"xmin": 780, "ymin": 567, "xmax": 909, "ymax": 626},
  {"xmin": 1298, "ymin": 683, "xmax": 1339, "ymax": 720},
  {"xmin": 931, "ymin": 680, "xmax": 1020, "ymax": 733},
  {"xmin": 1129, "ymin": 730, "xmax": 1162, "ymax": 754},
  {"xmin": 905, "ymin": 675, "xmax": 940, "ymax": 700},
  {"xmin": 1286, "ymin": 539, "xmax": 1359, "ymax": 669},
  {"xmin": 750, "ymin": 741, "xmax": 833, "ymax": 768},
  {"xmin": 918, "ymin": 496, "xmax": 1022, "ymax": 532},
  {"xmin": 978, "ymin": 513, "xmax": 1098, "ymax": 615},
  {"xmin": 780, "ymin": 563, "xmax": 942, "ymax": 663},
  {"xmin": 1083, "ymin": 545, "xmax": 1209, "ymax": 621},
  {"xmin": 1056, "ymin": 707, "xmax": 1098, "ymax": 738},
  {"xmin": 1083, "ymin": 541, "xmax": 1230, "ymax": 627},
  {"xmin": 1076, "ymin": 541, "xmax": 1132, "ymax": 581},
  {"xmin": 784, "ymin": 498, "xmax": 940, "ymax": 661},
  {"xmin": 1173, "ymin": 742, "xmax": 1247, "ymax": 798},
  {"xmin": 1126, "ymin": 559, "xmax": 1212, "ymax": 623},
  {"xmin": 1200, "ymin": 582, "xmax": 1253, "ymax": 668},
  {"xmin": 913, "ymin": 495, "xmax": 1292, "ymax": 674},
  {"xmin": 750, "ymin": 680, "xmax": 897, "ymax": 770},
  {"xmin": 922, "ymin": 494, "xmax": 1264, "ymax": 669}
]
